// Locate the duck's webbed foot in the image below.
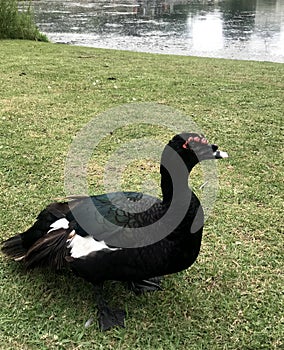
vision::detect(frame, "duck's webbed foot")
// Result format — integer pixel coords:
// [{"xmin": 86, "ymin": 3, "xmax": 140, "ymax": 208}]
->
[
  {"xmin": 128, "ymin": 276, "xmax": 163, "ymax": 295},
  {"xmin": 97, "ymin": 304, "xmax": 126, "ymax": 331},
  {"xmin": 93, "ymin": 284, "xmax": 126, "ymax": 331}
]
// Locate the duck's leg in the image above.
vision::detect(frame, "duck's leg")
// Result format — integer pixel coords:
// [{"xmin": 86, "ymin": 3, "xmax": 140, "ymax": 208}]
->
[
  {"xmin": 94, "ymin": 283, "xmax": 126, "ymax": 331},
  {"xmin": 128, "ymin": 276, "xmax": 163, "ymax": 295}
]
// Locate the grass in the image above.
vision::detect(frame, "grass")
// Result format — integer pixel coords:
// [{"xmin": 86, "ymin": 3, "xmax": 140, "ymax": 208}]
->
[
  {"xmin": 0, "ymin": 40, "xmax": 283, "ymax": 350},
  {"xmin": 0, "ymin": 0, "xmax": 47, "ymax": 41}
]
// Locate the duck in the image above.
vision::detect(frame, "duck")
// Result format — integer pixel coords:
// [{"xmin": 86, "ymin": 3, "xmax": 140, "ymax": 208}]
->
[{"xmin": 1, "ymin": 132, "xmax": 228, "ymax": 330}]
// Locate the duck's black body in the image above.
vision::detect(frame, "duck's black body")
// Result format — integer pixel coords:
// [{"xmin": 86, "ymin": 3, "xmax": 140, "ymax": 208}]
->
[
  {"xmin": 1, "ymin": 133, "xmax": 228, "ymax": 330},
  {"xmin": 67, "ymin": 191, "xmax": 202, "ymax": 284},
  {"xmin": 2, "ymin": 190, "xmax": 202, "ymax": 282}
]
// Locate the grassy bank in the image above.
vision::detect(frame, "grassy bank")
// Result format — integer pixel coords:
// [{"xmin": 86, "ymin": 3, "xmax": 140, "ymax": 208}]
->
[{"xmin": 0, "ymin": 40, "xmax": 283, "ymax": 350}]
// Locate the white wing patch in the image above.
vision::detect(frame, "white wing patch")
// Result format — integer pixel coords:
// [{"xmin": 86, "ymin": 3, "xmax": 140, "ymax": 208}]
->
[
  {"xmin": 67, "ymin": 234, "xmax": 119, "ymax": 258},
  {"xmin": 48, "ymin": 218, "xmax": 69, "ymax": 233}
]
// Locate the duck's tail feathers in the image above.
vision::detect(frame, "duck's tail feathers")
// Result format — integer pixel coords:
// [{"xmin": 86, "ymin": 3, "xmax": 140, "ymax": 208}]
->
[
  {"xmin": 1, "ymin": 201, "xmax": 71, "ymax": 268},
  {"xmin": 1, "ymin": 234, "xmax": 27, "ymax": 261},
  {"xmin": 24, "ymin": 228, "xmax": 72, "ymax": 270}
]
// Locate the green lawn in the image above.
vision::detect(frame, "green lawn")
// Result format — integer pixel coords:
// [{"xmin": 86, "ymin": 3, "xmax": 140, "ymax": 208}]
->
[{"xmin": 0, "ymin": 40, "xmax": 283, "ymax": 350}]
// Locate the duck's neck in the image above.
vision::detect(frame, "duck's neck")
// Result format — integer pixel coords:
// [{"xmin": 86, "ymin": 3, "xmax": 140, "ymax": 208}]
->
[
  {"xmin": 160, "ymin": 145, "xmax": 197, "ymax": 204},
  {"xmin": 160, "ymin": 164, "xmax": 194, "ymax": 204},
  {"xmin": 160, "ymin": 165, "xmax": 173, "ymax": 203}
]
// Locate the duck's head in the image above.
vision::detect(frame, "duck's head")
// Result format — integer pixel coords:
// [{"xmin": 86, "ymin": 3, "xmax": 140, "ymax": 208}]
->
[{"xmin": 166, "ymin": 132, "xmax": 228, "ymax": 171}]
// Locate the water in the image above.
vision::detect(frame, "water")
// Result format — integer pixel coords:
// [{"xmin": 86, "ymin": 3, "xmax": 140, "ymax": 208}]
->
[{"xmin": 32, "ymin": 0, "xmax": 284, "ymax": 62}]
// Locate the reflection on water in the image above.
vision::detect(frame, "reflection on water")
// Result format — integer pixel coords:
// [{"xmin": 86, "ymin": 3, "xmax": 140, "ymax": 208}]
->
[{"xmin": 32, "ymin": 0, "xmax": 284, "ymax": 62}]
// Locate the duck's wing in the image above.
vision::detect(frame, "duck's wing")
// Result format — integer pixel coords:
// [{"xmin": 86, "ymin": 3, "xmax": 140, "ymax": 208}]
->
[{"xmin": 66, "ymin": 192, "xmax": 166, "ymax": 248}]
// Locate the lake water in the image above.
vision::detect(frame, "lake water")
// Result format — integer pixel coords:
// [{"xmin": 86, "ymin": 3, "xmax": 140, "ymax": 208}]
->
[{"xmin": 32, "ymin": 0, "xmax": 284, "ymax": 62}]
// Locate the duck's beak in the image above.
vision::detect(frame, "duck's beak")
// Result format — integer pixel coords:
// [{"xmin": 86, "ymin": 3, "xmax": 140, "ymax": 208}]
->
[
  {"xmin": 212, "ymin": 144, "xmax": 229, "ymax": 159},
  {"xmin": 213, "ymin": 150, "xmax": 229, "ymax": 159}
]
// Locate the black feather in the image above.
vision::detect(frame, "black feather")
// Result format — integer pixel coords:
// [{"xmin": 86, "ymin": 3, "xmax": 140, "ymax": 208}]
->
[
  {"xmin": 25, "ymin": 228, "xmax": 71, "ymax": 270},
  {"xmin": 1, "ymin": 234, "xmax": 26, "ymax": 260}
]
